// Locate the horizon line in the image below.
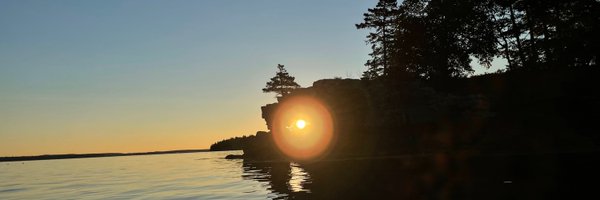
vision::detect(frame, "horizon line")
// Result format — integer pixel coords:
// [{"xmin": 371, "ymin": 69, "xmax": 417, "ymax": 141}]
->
[{"xmin": 0, "ymin": 148, "xmax": 225, "ymax": 162}]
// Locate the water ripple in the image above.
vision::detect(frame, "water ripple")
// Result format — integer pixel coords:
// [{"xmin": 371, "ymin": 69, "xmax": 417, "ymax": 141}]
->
[{"xmin": 0, "ymin": 151, "xmax": 290, "ymax": 199}]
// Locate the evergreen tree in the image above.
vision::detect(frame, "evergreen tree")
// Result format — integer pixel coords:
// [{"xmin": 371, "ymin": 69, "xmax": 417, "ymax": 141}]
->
[
  {"xmin": 358, "ymin": 0, "xmax": 498, "ymax": 80},
  {"xmin": 420, "ymin": 0, "xmax": 498, "ymax": 79},
  {"xmin": 517, "ymin": 0, "xmax": 599, "ymax": 68},
  {"xmin": 489, "ymin": 0, "xmax": 599, "ymax": 70},
  {"xmin": 358, "ymin": 0, "xmax": 598, "ymax": 80},
  {"xmin": 262, "ymin": 64, "xmax": 301, "ymax": 97},
  {"xmin": 356, "ymin": 0, "xmax": 400, "ymax": 80}
]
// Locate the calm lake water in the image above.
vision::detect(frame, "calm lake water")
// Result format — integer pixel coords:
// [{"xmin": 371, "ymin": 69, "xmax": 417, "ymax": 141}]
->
[
  {"xmin": 0, "ymin": 151, "xmax": 309, "ymax": 199},
  {"xmin": 2, "ymin": 150, "xmax": 598, "ymax": 199}
]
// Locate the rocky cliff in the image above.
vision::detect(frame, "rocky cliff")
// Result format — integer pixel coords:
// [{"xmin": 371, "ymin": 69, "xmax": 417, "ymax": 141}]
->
[
  {"xmin": 244, "ymin": 68, "xmax": 600, "ymax": 160},
  {"xmin": 250, "ymin": 78, "xmax": 490, "ymax": 159}
]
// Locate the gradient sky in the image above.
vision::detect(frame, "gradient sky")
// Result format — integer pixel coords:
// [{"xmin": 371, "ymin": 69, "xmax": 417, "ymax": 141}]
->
[{"xmin": 0, "ymin": 0, "xmax": 504, "ymax": 156}]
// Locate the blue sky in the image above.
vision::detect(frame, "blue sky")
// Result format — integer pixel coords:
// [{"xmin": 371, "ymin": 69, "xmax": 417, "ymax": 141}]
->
[{"xmin": 0, "ymin": 0, "xmax": 503, "ymax": 156}]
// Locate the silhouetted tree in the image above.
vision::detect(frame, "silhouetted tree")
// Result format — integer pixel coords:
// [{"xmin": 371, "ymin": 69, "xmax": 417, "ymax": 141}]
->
[
  {"xmin": 356, "ymin": 0, "xmax": 400, "ymax": 80},
  {"xmin": 358, "ymin": 0, "xmax": 598, "ymax": 80},
  {"xmin": 489, "ymin": 0, "xmax": 599, "ymax": 69},
  {"xmin": 359, "ymin": 0, "xmax": 498, "ymax": 80},
  {"xmin": 491, "ymin": 0, "xmax": 533, "ymax": 69},
  {"xmin": 263, "ymin": 64, "xmax": 301, "ymax": 97},
  {"xmin": 434, "ymin": 0, "xmax": 497, "ymax": 78},
  {"xmin": 518, "ymin": 0, "xmax": 599, "ymax": 68}
]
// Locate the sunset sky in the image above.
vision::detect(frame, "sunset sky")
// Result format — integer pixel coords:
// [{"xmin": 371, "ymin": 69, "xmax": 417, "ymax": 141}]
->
[{"xmin": 0, "ymin": 0, "xmax": 503, "ymax": 156}]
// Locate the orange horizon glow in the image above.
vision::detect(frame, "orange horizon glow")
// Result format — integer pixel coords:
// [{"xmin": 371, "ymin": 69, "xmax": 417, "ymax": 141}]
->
[
  {"xmin": 0, "ymin": 111, "xmax": 268, "ymax": 157},
  {"xmin": 271, "ymin": 96, "xmax": 334, "ymax": 161}
]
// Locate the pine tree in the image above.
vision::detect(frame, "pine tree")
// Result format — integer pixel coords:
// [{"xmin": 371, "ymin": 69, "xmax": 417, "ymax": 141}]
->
[
  {"xmin": 356, "ymin": 0, "xmax": 400, "ymax": 80},
  {"xmin": 262, "ymin": 64, "xmax": 301, "ymax": 97}
]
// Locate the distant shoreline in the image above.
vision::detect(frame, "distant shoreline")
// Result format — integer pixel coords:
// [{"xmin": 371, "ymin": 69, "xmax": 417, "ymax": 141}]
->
[{"xmin": 0, "ymin": 149, "xmax": 210, "ymax": 162}]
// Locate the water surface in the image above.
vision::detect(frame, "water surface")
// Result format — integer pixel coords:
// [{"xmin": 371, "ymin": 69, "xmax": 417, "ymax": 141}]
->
[
  {"xmin": 0, "ymin": 151, "xmax": 302, "ymax": 199},
  {"xmin": 2, "ymin": 151, "xmax": 598, "ymax": 199}
]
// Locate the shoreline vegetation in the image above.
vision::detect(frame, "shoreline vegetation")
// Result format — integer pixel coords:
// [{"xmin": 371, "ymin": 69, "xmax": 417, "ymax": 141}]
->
[
  {"xmin": 215, "ymin": 68, "xmax": 600, "ymax": 199},
  {"xmin": 211, "ymin": 0, "xmax": 600, "ymax": 162},
  {"xmin": 0, "ymin": 149, "xmax": 209, "ymax": 162},
  {"xmin": 216, "ymin": 68, "xmax": 600, "ymax": 161}
]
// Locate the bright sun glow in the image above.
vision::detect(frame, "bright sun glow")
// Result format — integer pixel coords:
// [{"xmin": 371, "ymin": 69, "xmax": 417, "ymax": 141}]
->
[
  {"xmin": 296, "ymin": 120, "xmax": 306, "ymax": 129},
  {"xmin": 272, "ymin": 96, "xmax": 334, "ymax": 161}
]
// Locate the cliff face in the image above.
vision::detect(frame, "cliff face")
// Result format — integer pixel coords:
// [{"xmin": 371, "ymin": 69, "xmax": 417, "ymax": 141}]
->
[
  {"xmin": 241, "ymin": 131, "xmax": 282, "ymax": 160},
  {"xmin": 249, "ymin": 69, "xmax": 600, "ymax": 160},
  {"xmin": 260, "ymin": 79, "xmax": 370, "ymax": 157},
  {"xmin": 261, "ymin": 79, "xmax": 369, "ymax": 132},
  {"xmin": 258, "ymin": 78, "xmax": 488, "ymax": 158}
]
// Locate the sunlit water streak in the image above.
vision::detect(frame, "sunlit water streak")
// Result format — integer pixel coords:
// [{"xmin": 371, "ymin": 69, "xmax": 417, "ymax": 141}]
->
[
  {"xmin": 289, "ymin": 162, "xmax": 311, "ymax": 193},
  {"xmin": 0, "ymin": 151, "xmax": 305, "ymax": 199}
]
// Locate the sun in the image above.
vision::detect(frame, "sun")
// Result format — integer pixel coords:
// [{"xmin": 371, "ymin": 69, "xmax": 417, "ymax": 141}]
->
[
  {"xmin": 272, "ymin": 96, "xmax": 334, "ymax": 160},
  {"xmin": 295, "ymin": 119, "xmax": 306, "ymax": 129}
]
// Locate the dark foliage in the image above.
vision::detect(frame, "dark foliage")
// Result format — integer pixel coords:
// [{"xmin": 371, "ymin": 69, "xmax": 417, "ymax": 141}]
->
[
  {"xmin": 209, "ymin": 135, "xmax": 252, "ymax": 151},
  {"xmin": 356, "ymin": 0, "xmax": 400, "ymax": 79},
  {"xmin": 357, "ymin": 0, "xmax": 599, "ymax": 80},
  {"xmin": 262, "ymin": 64, "xmax": 301, "ymax": 98}
]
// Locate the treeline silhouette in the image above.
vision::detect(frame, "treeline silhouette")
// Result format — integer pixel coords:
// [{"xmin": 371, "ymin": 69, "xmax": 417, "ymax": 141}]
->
[
  {"xmin": 357, "ymin": 0, "xmax": 598, "ymax": 81},
  {"xmin": 229, "ymin": 0, "xmax": 600, "ymax": 160},
  {"xmin": 215, "ymin": 1, "xmax": 600, "ymax": 199},
  {"xmin": 209, "ymin": 135, "xmax": 253, "ymax": 151}
]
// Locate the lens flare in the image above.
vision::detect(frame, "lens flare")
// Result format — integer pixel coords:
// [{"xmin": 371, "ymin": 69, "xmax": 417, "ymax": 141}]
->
[{"xmin": 271, "ymin": 96, "xmax": 334, "ymax": 161}]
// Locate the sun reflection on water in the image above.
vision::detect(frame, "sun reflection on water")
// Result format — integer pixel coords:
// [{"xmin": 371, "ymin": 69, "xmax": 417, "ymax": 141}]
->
[{"xmin": 289, "ymin": 162, "xmax": 311, "ymax": 193}]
